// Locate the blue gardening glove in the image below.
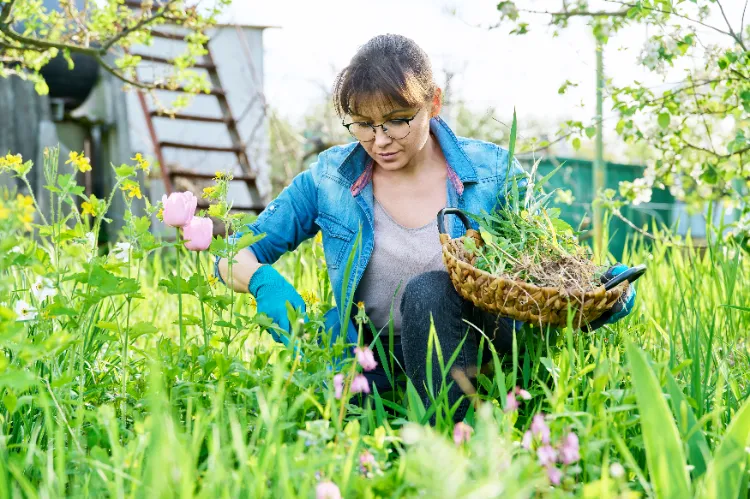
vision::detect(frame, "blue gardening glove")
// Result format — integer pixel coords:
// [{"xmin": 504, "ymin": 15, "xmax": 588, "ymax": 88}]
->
[
  {"xmin": 248, "ymin": 265, "xmax": 306, "ymax": 346},
  {"xmin": 587, "ymin": 263, "xmax": 636, "ymax": 331}
]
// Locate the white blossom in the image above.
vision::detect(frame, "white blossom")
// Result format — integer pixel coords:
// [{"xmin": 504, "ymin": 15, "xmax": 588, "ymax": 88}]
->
[
  {"xmin": 10, "ymin": 246, "xmax": 22, "ymax": 254},
  {"xmin": 14, "ymin": 300, "xmax": 37, "ymax": 321},
  {"xmin": 112, "ymin": 242, "xmax": 132, "ymax": 263},
  {"xmin": 31, "ymin": 276, "xmax": 57, "ymax": 302}
]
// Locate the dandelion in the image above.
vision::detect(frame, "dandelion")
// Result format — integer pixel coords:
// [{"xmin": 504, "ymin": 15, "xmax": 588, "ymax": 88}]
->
[
  {"xmin": 66, "ymin": 151, "xmax": 92, "ymax": 173},
  {"xmin": 316, "ymin": 481, "xmax": 341, "ymax": 499},
  {"xmin": 354, "ymin": 346, "xmax": 378, "ymax": 371},
  {"xmin": 537, "ymin": 445, "xmax": 557, "ymax": 467},
  {"xmin": 559, "ymin": 432, "xmax": 580, "ymax": 465},
  {"xmin": 14, "ymin": 300, "xmax": 37, "ymax": 321},
  {"xmin": 31, "ymin": 276, "xmax": 57, "ymax": 302},
  {"xmin": 453, "ymin": 421, "xmax": 473, "ymax": 445},
  {"xmin": 531, "ymin": 413, "xmax": 550, "ymax": 444},
  {"xmin": 350, "ymin": 374, "xmax": 370, "ymax": 395},
  {"xmin": 546, "ymin": 465, "xmax": 563, "ymax": 486},
  {"xmin": 112, "ymin": 242, "xmax": 131, "ymax": 263},
  {"xmin": 333, "ymin": 373, "xmax": 344, "ymax": 399}
]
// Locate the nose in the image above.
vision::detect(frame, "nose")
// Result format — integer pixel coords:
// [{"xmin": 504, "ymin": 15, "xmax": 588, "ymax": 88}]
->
[{"xmin": 373, "ymin": 126, "xmax": 393, "ymax": 147}]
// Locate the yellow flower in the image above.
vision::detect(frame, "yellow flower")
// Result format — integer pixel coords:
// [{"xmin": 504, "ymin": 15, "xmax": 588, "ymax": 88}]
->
[
  {"xmin": 131, "ymin": 153, "xmax": 151, "ymax": 173},
  {"xmin": 0, "ymin": 204, "xmax": 9, "ymax": 220},
  {"xmin": 357, "ymin": 301, "xmax": 365, "ymax": 309},
  {"xmin": 0, "ymin": 153, "xmax": 22, "ymax": 171},
  {"xmin": 207, "ymin": 202, "xmax": 225, "ymax": 218},
  {"xmin": 121, "ymin": 181, "xmax": 142, "ymax": 199},
  {"xmin": 202, "ymin": 185, "xmax": 217, "ymax": 199},
  {"xmin": 16, "ymin": 194, "xmax": 33, "ymax": 209},
  {"xmin": 301, "ymin": 290, "xmax": 319, "ymax": 307},
  {"xmin": 21, "ymin": 212, "xmax": 34, "ymax": 231},
  {"xmin": 66, "ymin": 151, "xmax": 92, "ymax": 173},
  {"xmin": 215, "ymin": 171, "xmax": 225, "ymax": 180},
  {"xmin": 207, "ymin": 274, "xmax": 219, "ymax": 286},
  {"xmin": 157, "ymin": 208, "xmax": 164, "ymax": 221}
]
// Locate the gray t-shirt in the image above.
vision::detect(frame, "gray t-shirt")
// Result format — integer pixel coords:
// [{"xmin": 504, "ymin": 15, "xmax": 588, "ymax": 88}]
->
[{"xmin": 354, "ymin": 199, "xmax": 446, "ymax": 337}]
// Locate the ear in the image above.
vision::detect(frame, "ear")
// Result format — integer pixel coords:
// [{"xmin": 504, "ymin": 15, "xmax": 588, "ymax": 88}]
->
[{"xmin": 430, "ymin": 88, "xmax": 443, "ymax": 118}]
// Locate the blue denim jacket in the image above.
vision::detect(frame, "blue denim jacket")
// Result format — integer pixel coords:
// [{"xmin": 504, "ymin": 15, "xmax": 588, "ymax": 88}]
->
[{"xmin": 215, "ymin": 116, "xmax": 525, "ymax": 311}]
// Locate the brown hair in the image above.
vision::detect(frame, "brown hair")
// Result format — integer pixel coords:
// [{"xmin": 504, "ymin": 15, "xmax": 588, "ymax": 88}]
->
[{"xmin": 332, "ymin": 34, "xmax": 437, "ymax": 119}]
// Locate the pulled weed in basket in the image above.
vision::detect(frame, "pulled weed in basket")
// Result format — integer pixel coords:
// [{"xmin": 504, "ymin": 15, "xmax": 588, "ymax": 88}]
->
[{"xmin": 464, "ymin": 111, "xmax": 607, "ymax": 293}]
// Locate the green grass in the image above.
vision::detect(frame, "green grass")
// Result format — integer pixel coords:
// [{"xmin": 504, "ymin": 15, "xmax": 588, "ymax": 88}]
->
[{"xmin": 0, "ymin": 148, "xmax": 749, "ymax": 497}]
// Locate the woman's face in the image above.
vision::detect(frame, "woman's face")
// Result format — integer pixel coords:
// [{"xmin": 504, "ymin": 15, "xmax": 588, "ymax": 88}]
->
[{"xmin": 347, "ymin": 88, "xmax": 442, "ymax": 172}]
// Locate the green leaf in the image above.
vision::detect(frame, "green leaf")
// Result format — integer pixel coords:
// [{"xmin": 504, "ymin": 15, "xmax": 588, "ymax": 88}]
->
[
  {"xmin": 658, "ymin": 112, "xmax": 670, "ymax": 129},
  {"xmin": 626, "ymin": 341, "xmax": 691, "ymax": 498},
  {"xmin": 2, "ymin": 392, "xmax": 17, "ymax": 414},
  {"xmin": 664, "ymin": 368, "xmax": 710, "ymax": 477},
  {"xmin": 699, "ymin": 397, "xmax": 750, "ymax": 499},
  {"xmin": 572, "ymin": 137, "xmax": 581, "ymax": 151},
  {"xmin": 585, "ymin": 126, "xmax": 596, "ymax": 138},
  {"xmin": 114, "ymin": 165, "xmax": 136, "ymax": 178}
]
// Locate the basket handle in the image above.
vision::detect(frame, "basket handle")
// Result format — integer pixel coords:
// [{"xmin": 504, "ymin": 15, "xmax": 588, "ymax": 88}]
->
[{"xmin": 437, "ymin": 208, "xmax": 473, "ymax": 236}]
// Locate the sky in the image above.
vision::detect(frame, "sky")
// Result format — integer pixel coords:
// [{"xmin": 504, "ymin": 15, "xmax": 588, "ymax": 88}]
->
[{"xmin": 221, "ymin": 0, "xmax": 743, "ymax": 152}]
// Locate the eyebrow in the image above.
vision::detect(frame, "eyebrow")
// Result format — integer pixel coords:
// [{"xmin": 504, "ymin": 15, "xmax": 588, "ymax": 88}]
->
[{"xmin": 351, "ymin": 108, "xmax": 412, "ymax": 120}]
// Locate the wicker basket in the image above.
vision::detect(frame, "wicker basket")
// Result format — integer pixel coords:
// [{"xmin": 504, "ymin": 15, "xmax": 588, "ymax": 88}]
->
[{"xmin": 437, "ymin": 208, "xmax": 630, "ymax": 329}]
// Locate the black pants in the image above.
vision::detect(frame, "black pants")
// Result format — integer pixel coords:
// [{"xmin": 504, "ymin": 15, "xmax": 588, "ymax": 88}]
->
[{"xmin": 362, "ymin": 270, "xmax": 516, "ymax": 423}]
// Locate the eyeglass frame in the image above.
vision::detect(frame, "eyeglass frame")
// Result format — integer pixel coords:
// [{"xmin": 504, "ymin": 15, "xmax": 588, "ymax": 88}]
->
[{"xmin": 341, "ymin": 107, "xmax": 423, "ymax": 142}]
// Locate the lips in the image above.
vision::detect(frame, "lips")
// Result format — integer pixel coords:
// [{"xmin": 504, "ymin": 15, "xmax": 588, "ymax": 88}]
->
[{"xmin": 378, "ymin": 152, "xmax": 398, "ymax": 158}]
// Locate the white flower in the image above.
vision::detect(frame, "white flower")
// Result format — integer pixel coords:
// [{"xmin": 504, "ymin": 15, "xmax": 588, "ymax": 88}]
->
[
  {"xmin": 14, "ymin": 300, "xmax": 37, "ymax": 321},
  {"xmin": 31, "ymin": 276, "xmax": 57, "ymax": 302},
  {"xmin": 610, "ymin": 462, "xmax": 625, "ymax": 478},
  {"xmin": 10, "ymin": 246, "xmax": 22, "ymax": 254},
  {"xmin": 112, "ymin": 242, "xmax": 131, "ymax": 263},
  {"xmin": 85, "ymin": 232, "xmax": 95, "ymax": 249}
]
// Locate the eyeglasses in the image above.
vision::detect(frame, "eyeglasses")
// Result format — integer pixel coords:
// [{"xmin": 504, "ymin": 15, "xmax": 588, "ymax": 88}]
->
[{"xmin": 342, "ymin": 108, "xmax": 421, "ymax": 142}]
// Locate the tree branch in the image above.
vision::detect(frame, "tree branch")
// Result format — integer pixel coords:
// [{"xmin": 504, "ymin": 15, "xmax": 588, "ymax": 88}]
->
[
  {"xmin": 742, "ymin": 0, "xmax": 749, "ymax": 45},
  {"xmin": 605, "ymin": 0, "xmax": 734, "ymax": 38},
  {"xmin": 679, "ymin": 138, "xmax": 750, "ymax": 159},
  {"xmin": 716, "ymin": 0, "xmax": 747, "ymax": 51},
  {"xmin": 0, "ymin": 0, "xmax": 17, "ymax": 25},
  {"xmin": 101, "ymin": 0, "xmax": 179, "ymax": 53},
  {"xmin": 93, "ymin": 52, "xmax": 159, "ymax": 90},
  {"xmin": 517, "ymin": 6, "xmax": 629, "ymax": 18}
]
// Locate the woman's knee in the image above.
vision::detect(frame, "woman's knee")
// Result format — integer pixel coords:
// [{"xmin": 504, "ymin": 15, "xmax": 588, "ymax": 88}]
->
[{"xmin": 400, "ymin": 271, "xmax": 462, "ymax": 326}]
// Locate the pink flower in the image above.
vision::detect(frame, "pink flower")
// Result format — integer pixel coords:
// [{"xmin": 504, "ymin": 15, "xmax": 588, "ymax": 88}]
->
[
  {"xmin": 359, "ymin": 451, "xmax": 376, "ymax": 474},
  {"xmin": 333, "ymin": 374, "xmax": 344, "ymax": 399},
  {"xmin": 522, "ymin": 430, "xmax": 533, "ymax": 450},
  {"xmin": 559, "ymin": 432, "xmax": 580, "ymax": 465},
  {"xmin": 537, "ymin": 445, "xmax": 558, "ymax": 467},
  {"xmin": 316, "ymin": 480, "xmax": 341, "ymax": 499},
  {"xmin": 350, "ymin": 374, "xmax": 370, "ymax": 394},
  {"xmin": 504, "ymin": 391, "xmax": 519, "ymax": 413},
  {"xmin": 162, "ymin": 191, "xmax": 197, "ymax": 227},
  {"xmin": 547, "ymin": 465, "xmax": 563, "ymax": 486},
  {"xmin": 531, "ymin": 414, "xmax": 550, "ymax": 444},
  {"xmin": 516, "ymin": 387, "xmax": 532, "ymax": 400},
  {"xmin": 453, "ymin": 421, "xmax": 473, "ymax": 445},
  {"xmin": 182, "ymin": 216, "xmax": 213, "ymax": 251},
  {"xmin": 354, "ymin": 346, "xmax": 378, "ymax": 371}
]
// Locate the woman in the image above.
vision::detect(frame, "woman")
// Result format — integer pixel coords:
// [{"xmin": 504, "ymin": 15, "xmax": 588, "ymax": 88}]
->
[{"xmin": 215, "ymin": 34, "xmax": 635, "ymax": 422}]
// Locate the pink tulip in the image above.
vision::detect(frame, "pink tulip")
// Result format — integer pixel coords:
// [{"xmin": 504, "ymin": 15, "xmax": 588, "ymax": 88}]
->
[
  {"xmin": 531, "ymin": 414, "xmax": 550, "ymax": 444},
  {"xmin": 453, "ymin": 421, "xmax": 473, "ymax": 445},
  {"xmin": 546, "ymin": 465, "xmax": 563, "ymax": 486},
  {"xmin": 559, "ymin": 432, "xmax": 580, "ymax": 464},
  {"xmin": 354, "ymin": 346, "xmax": 378, "ymax": 371},
  {"xmin": 333, "ymin": 374, "xmax": 344, "ymax": 399},
  {"xmin": 316, "ymin": 481, "xmax": 341, "ymax": 499},
  {"xmin": 350, "ymin": 374, "xmax": 370, "ymax": 395},
  {"xmin": 504, "ymin": 391, "xmax": 519, "ymax": 413},
  {"xmin": 183, "ymin": 216, "xmax": 213, "ymax": 251},
  {"xmin": 162, "ymin": 191, "xmax": 197, "ymax": 227},
  {"xmin": 537, "ymin": 445, "xmax": 558, "ymax": 467}
]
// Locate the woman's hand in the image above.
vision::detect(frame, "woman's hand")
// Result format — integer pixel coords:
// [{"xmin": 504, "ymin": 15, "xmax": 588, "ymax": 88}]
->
[
  {"xmin": 217, "ymin": 248, "xmax": 263, "ymax": 293},
  {"xmin": 587, "ymin": 263, "xmax": 637, "ymax": 330},
  {"xmin": 248, "ymin": 265, "xmax": 306, "ymax": 345}
]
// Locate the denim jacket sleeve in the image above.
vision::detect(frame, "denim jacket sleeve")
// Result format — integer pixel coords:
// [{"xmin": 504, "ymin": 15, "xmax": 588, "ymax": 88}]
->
[{"xmin": 214, "ymin": 167, "xmax": 319, "ymax": 284}]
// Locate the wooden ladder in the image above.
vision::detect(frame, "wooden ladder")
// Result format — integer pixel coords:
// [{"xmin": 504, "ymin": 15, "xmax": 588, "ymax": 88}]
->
[{"xmin": 126, "ymin": 1, "xmax": 266, "ymax": 214}]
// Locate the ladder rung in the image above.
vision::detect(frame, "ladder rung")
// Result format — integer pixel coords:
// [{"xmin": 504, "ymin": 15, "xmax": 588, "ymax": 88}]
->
[
  {"xmin": 160, "ymin": 141, "xmax": 242, "ymax": 153},
  {"xmin": 170, "ymin": 169, "xmax": 256, "ymax": 181},
  {"xmin": 149, "ymin": 85, "xmax": 225, "ymax": 97},
  {"xmin": 133, "ymin": 53, "xmax": 216, "ymax": 70},
  {"xmin": 151, "ymin": 111, "xmax": 229, "ymax": 123},
  {"xmin": 198, "ymin": 202, "xmax": 265, "ymax": 212}
]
